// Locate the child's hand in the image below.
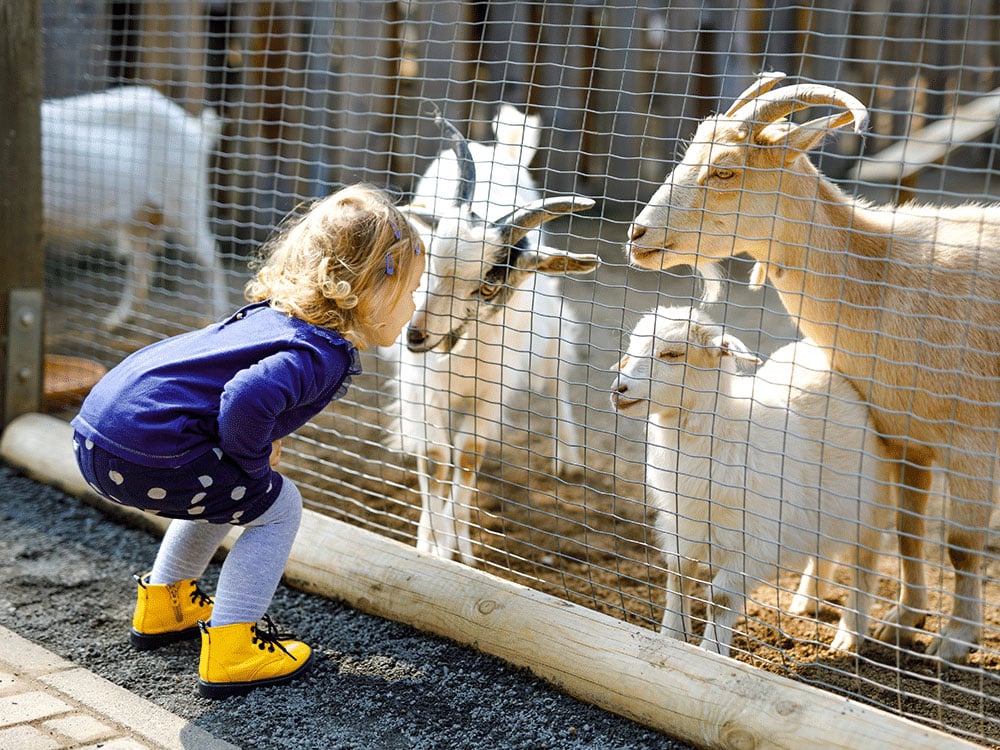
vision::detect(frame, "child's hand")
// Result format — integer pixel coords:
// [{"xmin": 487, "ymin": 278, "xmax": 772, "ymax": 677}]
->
[{"xmin": 269, "ymin": 440, "xmax": 282, "ymax": 468}]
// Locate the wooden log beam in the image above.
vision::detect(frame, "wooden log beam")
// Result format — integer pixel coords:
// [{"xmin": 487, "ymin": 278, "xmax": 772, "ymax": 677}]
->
[
  {"xmin": 0, "ymin": 413, "xmax": 978, "ymax": 750},
  {"xmin": 851, "ymin": 87, "xmax": 1000, "ymax": 186}
]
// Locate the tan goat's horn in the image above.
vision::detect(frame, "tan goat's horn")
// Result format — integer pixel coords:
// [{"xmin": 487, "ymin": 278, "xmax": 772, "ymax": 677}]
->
[
  {"xmin": 732, "ymin": 83, "xmax": 870, "ymax": 135},
  {"xmin": 723, "ymin": 71, "xmax": 787, "ymax": 117},
  {"xmin": 496, "ymin": 196, "xmax": 596, "ymax": 248}
]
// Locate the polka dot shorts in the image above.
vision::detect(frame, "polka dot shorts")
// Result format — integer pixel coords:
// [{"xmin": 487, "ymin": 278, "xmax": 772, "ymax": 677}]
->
[{"xmin": 73, "ymin": 432, "xmax": 283, "ymax": 525}]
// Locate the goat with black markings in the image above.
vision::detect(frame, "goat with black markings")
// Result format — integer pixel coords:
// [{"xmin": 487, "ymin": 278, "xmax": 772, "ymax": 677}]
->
[{"xmin": 392, "ymin": 110, "xmax": 598, "ymax": 565}]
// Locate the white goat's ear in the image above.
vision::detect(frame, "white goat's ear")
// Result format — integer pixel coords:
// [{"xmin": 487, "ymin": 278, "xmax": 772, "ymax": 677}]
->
[
  {"xmin": 712, "ymin": 333, "xmax": 762, "ymax": 365},
  {"xmin": 527, "ymin": 248, "xmax": 600, "ymax": 276}
]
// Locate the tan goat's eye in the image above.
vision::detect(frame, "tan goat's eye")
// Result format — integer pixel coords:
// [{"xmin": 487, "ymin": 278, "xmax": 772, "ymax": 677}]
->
[
  {"xmin": 479, "ymin": 283, "xmax": 500, "ymax": 299},
  {"xmin": 713, "ymin": 168, "xmax": 734, "ymax": 180}
]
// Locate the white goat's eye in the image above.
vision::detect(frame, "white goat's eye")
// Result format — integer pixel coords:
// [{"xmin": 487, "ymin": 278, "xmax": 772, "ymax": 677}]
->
[
  {"xmin": 658, "ymin": 349, "xmax": 683, "ymax": 360},
  {"xmin": 713, "ymin": 168, "xmax": 735, "ymax": 180}
]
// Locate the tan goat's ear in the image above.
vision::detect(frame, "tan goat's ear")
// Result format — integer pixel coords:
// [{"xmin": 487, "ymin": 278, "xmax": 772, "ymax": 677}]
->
[
  {"xmin": 531, "ymin": 248, "xmax": 600, "ymax": 276},
  {"xmin": 783, "ymin": 108, "xmax": 865, "ymax": 154},
  {"xmin": 713, "ymin": 334, "xmax": 762, "ymax": 364}
]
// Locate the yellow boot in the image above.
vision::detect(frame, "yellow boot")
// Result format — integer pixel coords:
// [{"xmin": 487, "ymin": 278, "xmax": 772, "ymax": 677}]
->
[
  {"xmin": 130, "ymin": 573, "xmax": 214, "ymax": 651},
  {"xmin": 197, "ymin": 616, "xmax": 312, "ymax": 699}
]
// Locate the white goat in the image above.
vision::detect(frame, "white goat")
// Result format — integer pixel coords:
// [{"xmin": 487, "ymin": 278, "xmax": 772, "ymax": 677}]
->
[
  {"xmin": 394, "ymin": 109, "xmax": 598, "ymax": 565},
  {"xmin": 610, "ymin": 306, "xmax": 894, "ymax": 656},
  {"xmin": 626, "ymin": 72, "xmax": 1000, "ymax": 664},
  {"xmin": 42, "ymin": 85, "xmax": 227, "ymax": 329}
]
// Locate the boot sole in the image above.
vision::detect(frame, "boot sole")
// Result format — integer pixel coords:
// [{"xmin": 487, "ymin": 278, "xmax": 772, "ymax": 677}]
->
[
  {"xmin": 197, "ymin": 653, "xmax": 313, "ymax": 699},
  {"xmin": 130, "ymin": 626, "xmax": 201, "ymax": 651}
]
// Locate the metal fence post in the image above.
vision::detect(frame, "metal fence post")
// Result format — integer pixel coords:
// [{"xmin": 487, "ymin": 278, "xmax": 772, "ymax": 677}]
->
[{"xmin": 1, "ymin": 0, "xmax": 44, "ymax": 427}]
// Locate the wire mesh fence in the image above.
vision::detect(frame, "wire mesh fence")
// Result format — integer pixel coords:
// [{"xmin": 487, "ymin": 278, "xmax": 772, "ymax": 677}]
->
[{"xmin": 35, "ymin": 1, "xmax": 1000, "ymax": 746}]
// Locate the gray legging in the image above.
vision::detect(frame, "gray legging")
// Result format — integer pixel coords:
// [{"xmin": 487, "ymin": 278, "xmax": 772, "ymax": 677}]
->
[{"xmin": 148, "ymin": 477, "xmax": 302, "ymax": 627}]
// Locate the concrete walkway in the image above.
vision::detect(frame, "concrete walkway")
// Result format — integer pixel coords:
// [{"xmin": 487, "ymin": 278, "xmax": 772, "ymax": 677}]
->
[{"xmin": 0, "ymin": 625, "xmax": 237, "ymax": 750}]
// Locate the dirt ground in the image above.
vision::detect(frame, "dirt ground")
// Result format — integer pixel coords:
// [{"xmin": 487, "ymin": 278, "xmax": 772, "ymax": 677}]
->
[{"xmin": 43, "ymin": 211, "xmax": 1000, "ymax": 747}]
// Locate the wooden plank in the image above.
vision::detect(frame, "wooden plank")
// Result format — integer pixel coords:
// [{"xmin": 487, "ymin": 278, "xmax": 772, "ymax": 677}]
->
[
  {"xmin": 0, "ymin": 0, "xmax": 44, "ymax": 426},
  {"xmin": 0, "ymin": 413, "xmax": 980, "ymax": 750},
  {"xmin": 327, "ymin": 1, "xmax": 405, "ymax": 188},
  {"xmin": 394, "ymin": 0, "xmax": 475, "ymax": 191},
  {"xmin": 852, "ymin": 87, "xmax": 1000, "ymax": 184}
]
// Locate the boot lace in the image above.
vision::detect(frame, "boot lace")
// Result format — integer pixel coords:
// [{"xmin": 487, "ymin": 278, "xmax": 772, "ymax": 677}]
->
[
  {"xmin": 250, "ymin": 615, "xmax": 299, "ymax": 660},
  {"xmin": 188, "ymin": 581, "xmax": 213, "ymax": 608}
]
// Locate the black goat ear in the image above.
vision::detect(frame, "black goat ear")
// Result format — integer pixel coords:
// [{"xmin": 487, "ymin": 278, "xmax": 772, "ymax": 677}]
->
[{"xmin": 400, "ymin": 204, "xmax": 439, "ymax": 231}]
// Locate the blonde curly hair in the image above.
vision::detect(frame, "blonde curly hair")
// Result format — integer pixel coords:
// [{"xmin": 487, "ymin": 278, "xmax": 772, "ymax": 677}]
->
[{"xmin": 245, "ymin": 184, "xmax": 423, "ymax": 349}]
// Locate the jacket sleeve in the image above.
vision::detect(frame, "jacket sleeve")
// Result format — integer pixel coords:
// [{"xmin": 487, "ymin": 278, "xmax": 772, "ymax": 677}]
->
[{"xmin": 217, "ymin": 349, "xmax": 321, "ymax": 477}]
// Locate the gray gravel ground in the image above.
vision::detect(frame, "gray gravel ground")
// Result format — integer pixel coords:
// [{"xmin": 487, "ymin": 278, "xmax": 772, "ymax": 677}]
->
[{"xmin": 0, "ymin": 462, "xmax": 692, "ymax": 750}]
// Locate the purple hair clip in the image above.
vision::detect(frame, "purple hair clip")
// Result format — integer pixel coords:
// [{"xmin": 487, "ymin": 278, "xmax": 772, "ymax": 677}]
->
[{"xmin": 385, "ymin": 217, "xmax": 423, "ymax": 274}]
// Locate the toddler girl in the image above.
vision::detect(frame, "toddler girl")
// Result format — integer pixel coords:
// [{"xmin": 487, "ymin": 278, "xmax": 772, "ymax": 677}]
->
[{"xmin": 72, "ymin": 184, "xmax": 425, "ymax": 698}]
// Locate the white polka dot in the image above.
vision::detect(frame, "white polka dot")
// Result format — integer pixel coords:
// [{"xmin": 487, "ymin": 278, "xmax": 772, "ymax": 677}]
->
[
  {"xmin": 213, "ymin": 448, "xmax": 223, "ymax": 460},
  {"xmin": 198, "ymin": 475, "xmax": 214, "ymax": 488},
  {"xmin": 230, "ymin": 486, "xmax": 246, "ymax": 501},
  {"xmin": 230, "ymin": 511, "xmax": 244, "ymax": 524},
  {"xmin": 108, "ymin": 470, "xmax": 124, "ymax": 485},
  {"xmin": 188, "ymin": 505, "xmax": 205, "ymax": 516},
  {"xmin": 72, "ymin": 439, "xmax": 79, "ymax": 451},
  {"xmin": 191, "ymin": 492, "xmax": 207, "ymax": 504},
  {"xmin": 267, "ymin": 482, "xmax": 273, "ymax": 493},
  {"xmin": 85, "ymin": 439, "xmax": 94, "ymax": 450},
  {"xmin": 196, "ymin": 518, "xmax": 209, "ymax": 524},
  {"xmin": 147, "ymin": 487, "xmax": 167, "ymax": 500}
]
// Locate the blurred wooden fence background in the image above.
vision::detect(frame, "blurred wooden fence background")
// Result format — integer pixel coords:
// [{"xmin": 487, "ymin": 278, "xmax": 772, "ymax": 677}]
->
[{"xmin": 42, "ymin": 0, "xmax": 1000, "ymax": 251}]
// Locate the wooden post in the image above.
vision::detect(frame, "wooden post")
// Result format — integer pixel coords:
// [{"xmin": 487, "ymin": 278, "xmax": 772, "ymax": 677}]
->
[{"xmin": 0, "ymin": 0, "xmax": 44, "ymax": 427}]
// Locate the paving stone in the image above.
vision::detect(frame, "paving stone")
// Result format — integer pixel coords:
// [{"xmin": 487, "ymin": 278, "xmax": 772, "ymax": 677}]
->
[
  {"xmin": 79, "ymin": 738, "xmax": 152, "ymax": 750},
  {"xmin": 0, "ymin": 673, "xmax": 27, "ymax": 698},
  {"xmin": 0, "ymin": 690, "xmax": 71, "ymax": 727},
  {"xmin": 43, "ymin": 713, "xmax": 117, "ymax": 743},
  {"xmin": 0, "ymin": 723, "xmax": 61, "ymax": 750}
]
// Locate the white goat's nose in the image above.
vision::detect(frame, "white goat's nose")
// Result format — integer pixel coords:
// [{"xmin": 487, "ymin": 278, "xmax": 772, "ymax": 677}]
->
[{"xmin": 628, "ymin": 224, "xmax": 646, "ymax": 242}]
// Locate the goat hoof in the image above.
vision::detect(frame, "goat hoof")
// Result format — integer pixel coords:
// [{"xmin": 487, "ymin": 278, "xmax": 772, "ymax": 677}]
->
[
  {"xmin": 926, "ymin": 627, "xmax": 977, "ymax": 664},
  {"xmin": 829, "ymin": 631, "xmax": 860, "ymax": 654},
  {"xmin": 871, "ymin": 605, "xmax": 925, "ymax": 647}
]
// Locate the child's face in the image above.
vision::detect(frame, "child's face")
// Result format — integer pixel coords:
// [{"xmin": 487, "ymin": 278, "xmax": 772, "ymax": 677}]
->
[{"xmin": 371, "ymin": 257, "xmax": 425, "ymax": 348}]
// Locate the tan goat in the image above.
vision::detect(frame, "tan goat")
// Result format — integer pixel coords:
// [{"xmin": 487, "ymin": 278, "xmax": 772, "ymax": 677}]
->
[{"xmin": 625, "ymin": 71, "xmax": 1000, "ymax": 664}]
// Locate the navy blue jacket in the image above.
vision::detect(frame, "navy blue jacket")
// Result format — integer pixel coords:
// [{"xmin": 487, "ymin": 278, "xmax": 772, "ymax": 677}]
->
[{"xmin": 72, "ymin": 302, "xmax": 360, "ymax": 478}]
